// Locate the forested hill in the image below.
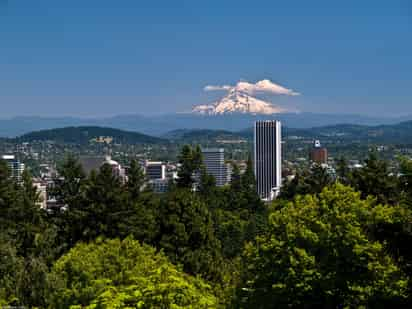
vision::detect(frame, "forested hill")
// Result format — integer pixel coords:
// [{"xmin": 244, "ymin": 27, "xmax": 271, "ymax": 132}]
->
[
  {"xmin": 186, "ymin": 120, "xmax": 412, "ymax": 144},
  {"xmin": 11, "ymin": 120, "xmax": 412, "ymax": 145},
  {"xmin": 293, "ymin": 120, "xmax": 412, "ymax": 143},
  {"xmin": 15, "ymin": 126, "xmax": 167, "ymax": 145}
]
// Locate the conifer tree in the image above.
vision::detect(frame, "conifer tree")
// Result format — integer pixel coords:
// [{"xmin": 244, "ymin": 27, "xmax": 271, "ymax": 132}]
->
[{"xmin": 126, "ymin": 159, "xmax": 145, "ymax": 200}]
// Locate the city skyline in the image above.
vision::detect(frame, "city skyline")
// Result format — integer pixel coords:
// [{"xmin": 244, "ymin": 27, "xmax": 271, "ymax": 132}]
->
[{"xmin": 0, "ymin": 1, "xmax": 411, "ymax": 118}]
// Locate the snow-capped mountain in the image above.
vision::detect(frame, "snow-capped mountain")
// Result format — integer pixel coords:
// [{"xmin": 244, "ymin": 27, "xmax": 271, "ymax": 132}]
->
[{"xmin": 192, "ymin": 88, "xmax": 286, "ymax": 115}]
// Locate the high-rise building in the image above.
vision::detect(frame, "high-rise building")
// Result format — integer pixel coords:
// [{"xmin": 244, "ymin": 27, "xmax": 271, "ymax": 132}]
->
[
  {"xmin": 202, "ymin": 148, "xmax": 230, "ymax": 186},
  {"xmin": 310, "ymin": 140, "xmax": 328, "ymax": 164},
  {"xmin": 144, "ymin": 161, "xmax": 166, "ymax": 180},
  {"xmin": 254, "ymin": 120, "xmax": 282, "ymax": 201},
  {"xmin": 1, "ymin": 155, "xmax": 25, "ymax": 183}
]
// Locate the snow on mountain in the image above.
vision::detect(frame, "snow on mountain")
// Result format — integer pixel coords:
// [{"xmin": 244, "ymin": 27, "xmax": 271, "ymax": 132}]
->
[{"xmin": 192, "ymin": 88, "xmax": 286, "ymax": 115}]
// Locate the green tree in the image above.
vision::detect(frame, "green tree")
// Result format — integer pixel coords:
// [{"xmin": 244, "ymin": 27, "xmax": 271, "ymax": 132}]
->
[
  {"xmin": 278, "ymin": 171, "xmax": 311, "ymax": 200},
  {"xmin": 280, "ymin": 164, "xmax": 333, "ymax": 200},
  {"xmin": 53, "ymin": 155, "xmax": 86, "ymax": 207},
  {"xmin": 47, "ymin": 237, "xmax": 218, "ymax": 309},
  {"xmin": 177, "ymin": 145, "xmax": 203, "ymax": 189},
  {"xmin": 239, "ymin": 155, "xmax": 263, "ymax": 213},
  {"xmin": 0, "ymin": 160, "xmax": 19, "ymax": 230},
  {"xmin": 118, "ymin": 190, "xmax": 161, "ymax": 244},
  {"xmin": 0, "ymin": 238, "xmax": 23, "ymax": 306},
  {"xmin": 198, "ymin": 165, "xmax": 216, "ymax": 197},
  {"xmin": 0, "ymin": 161, "xmax": 57, "ymax": 308},
  {"xmin": 51, "ymin": 155, "xmax": 88, "ymax": 248},
  {"xmin": 305, "ymin": 163, "xmax": 333, "ymax": 194},
  {"xmin": 213, "ymin": 208, "xmax": 248, "ymax": 259},
  {"xmin": 399, "ymin": 157, "xmax": 412, "ymax": 208},
  {"xmin": 82, "ymin": 163, "xmax": 126, "ymax": 240},
  {"xmin": 126, "ymin": 159, "xmax": 145, "ymax": 200},
  {"xmin": 230, "ymin": 163, "xmax": 242, "ymax": 193},
  {"xmin": 351, "ymin": 152, "xmax": 399, "ymax": 205},
  {"xmin": 157, "ymin": 189, "xmax": 223, "ymax": 281},
  {"xmin": 239, "ymin": 184, "xmax": 408, "ymax": 308},
  {"xmin": 241, "ymin": 155, "xmax": 255, "ymax": 193},
  {"xmin": 336, "ymin": 156, "xmax": 351, "ymax": 185}
]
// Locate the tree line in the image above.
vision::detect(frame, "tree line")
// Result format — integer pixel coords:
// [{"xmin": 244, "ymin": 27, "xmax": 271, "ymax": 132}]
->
[{"xmin": 1, "ymin": 148, "xmax": 412, "ymax": 308}]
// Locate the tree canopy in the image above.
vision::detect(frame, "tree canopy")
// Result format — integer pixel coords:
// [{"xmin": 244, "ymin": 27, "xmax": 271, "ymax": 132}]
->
[
  {"xmin": 48, "ymin": 237, "xmax": 218, "ymax": 308},
  {"xmin": 239, "ymin": 184, "xmax": 408, "ymax": 308}
]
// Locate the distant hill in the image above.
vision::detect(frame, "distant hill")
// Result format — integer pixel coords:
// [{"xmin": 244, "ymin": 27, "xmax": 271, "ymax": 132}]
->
[
  {"xmin": 305, "ymin": 121, "xmax": 412, "ymax": 143},
  {"xmin": 9, "ymin": 120, "xmax": 412, "ymax": 146},
  {"xmin": 16, "ymin": 126, "xmax": 167, "ymax": 145},
  {"xmin": 163, "ymin": 129, "xmax": 244, "ymax": 142},
  {"xmin": 165, "ymin": 121, "xmax": 412, "ymax": 144},
  {"xmin": 0, "ymin": 113, "xmax": 410, "ymax": 137}
]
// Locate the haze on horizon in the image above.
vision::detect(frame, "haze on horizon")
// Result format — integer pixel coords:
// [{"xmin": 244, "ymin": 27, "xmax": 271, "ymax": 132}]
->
[{"xmin": 0, "ymin": 0, "xmax": 411, "ymax": 118}]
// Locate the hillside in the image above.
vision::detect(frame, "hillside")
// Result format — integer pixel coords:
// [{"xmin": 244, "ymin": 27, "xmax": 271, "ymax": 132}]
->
[
  {"xmin": 11, "ymin": 121, "xmax": 412, "ymax": 146},
  {"xmin": 163, "ymin": 129, "xmax": 244, "ymax": 142},
  {"xmin": 305, "ymin": 121, "xmax": 412, "ymax": 143},
  {"xmin": 0, "ymin": 113, "xmax": 408, "ymax": 137},
  {"xmin": 165, "ymin": 121, "xmax": 412, "ymax": 144},
  {"xmin": 16, "ymin": 126, "xmax": 167, "ymax": 145}
]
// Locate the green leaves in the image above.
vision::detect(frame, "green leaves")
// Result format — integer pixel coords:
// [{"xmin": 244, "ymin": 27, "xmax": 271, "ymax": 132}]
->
[
  {"xmin": 48, "ymin": 237, "xmax": 218, "ymax": 309},
  {"xmin": 158, "ymin": 189, "xmax": 223, "ymax": 282},
  {"xmin": 239, "ymin": 184, "xmax": 409, "ymax": 308},
  {"xmin": 177, "ymin": 145, "xmax": 203, "ymax": 189}
]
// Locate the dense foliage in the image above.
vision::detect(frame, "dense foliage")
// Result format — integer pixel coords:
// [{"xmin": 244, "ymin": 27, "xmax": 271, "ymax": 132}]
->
[
  {"xmin": 17, "ymin": 126, "xmax": 167, "ymax": 145},
  {"xmin": 2, "ymin": 148, "xmax": 412, "ymax": 308},
  {"xmin": 48, "ymin": 237, "xmax": 217, "ymax": 308},
  {"xmin": 239, "ymin": 184, "xmax": 408, "ymax": 308}
]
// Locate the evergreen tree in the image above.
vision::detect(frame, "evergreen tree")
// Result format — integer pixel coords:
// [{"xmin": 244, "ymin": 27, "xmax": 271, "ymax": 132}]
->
[
  {"xmin": 177, "ymin": 145, "xmax": 203, "ymax": 188},
  {"xmin": 351, "ymin": 152, "xmax": 399, "ymax": 205},
  {"xmin": 336, "ymin": 156, "xmax": 351, "ymax": 185},
  {"xmin": 241, "ymin": 155, "xmax": 256, "ymax": 192},
  {"xmin": 240, "ymin": 155, "xmax": 263, "ymax": 212},
  {"xmin": 279, "ymin": 171, "xmax": 310, "ymax": 200},
  {"xmin": 305, "ymin": 163, "xmax": 333, "ymax": 194},
  {"xmin": 198, "ymin": 165, "xmax": 216, "ymax": 197},
  {"xmin": 157, "ymin": 189, "xmax": 223, "ymax": 281},
  {"xmin": 16, "ymin": 169, "xmax": 44, "ymax": 257},
  {"xmin": 230, "ymin": 163, "xmax": 242, "ymax": 193},
  {"xmin": 0, "ymin": 160, "xmax": 18, "ymax": 228},
  {"xmin": 82, "ymin": 163, "xmax": 126, "ymax": 240},
  {"xmin": 53, "ymin": 155, "xmax": 86, "ymax": 206},
  {"xmin": 52, "ymin": 155, "xmax": 87, "ymax": 248},
  {"xmin": 126, "ymin": 159, "xmax": 145, "ymax": 200}
]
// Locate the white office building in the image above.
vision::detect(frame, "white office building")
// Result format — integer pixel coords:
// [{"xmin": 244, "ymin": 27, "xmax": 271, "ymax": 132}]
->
[
  {"xmin": 144, "ymin": 161, "xmax": 166, "ymax": 180},
  {"xmin": 254, "ymin": 120, "xmax": 282, "ymax": 201},
  {"xmin": 1, "ymin": 155, "xmax": 25, "ymax": 183},
  {"xmin": 202, "ymin": 148, "xmax": 230, "ymax": 187}
]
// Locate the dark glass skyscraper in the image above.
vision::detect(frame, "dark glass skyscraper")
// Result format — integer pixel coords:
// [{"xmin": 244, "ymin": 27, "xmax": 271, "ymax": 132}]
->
[{"xmin": 254, "ymin": 120, "xmax": 282, "ymax": 201}]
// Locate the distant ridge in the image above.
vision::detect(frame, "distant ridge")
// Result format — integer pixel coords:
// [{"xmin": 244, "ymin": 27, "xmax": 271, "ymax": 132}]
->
[
  {"xmin": 0, "ymin": 113, "xmax": 411, "ymax": 137},
  {"xmin": 163, "ymin": 120, "xmax": 412, "ymax": 144},
  {"xmin": 16, "ymin": 126, "xmax": 166, "ymax": 145},
  {"xmin": 7, "ymin": 120, "xmax": 412, "ymax": 145}
]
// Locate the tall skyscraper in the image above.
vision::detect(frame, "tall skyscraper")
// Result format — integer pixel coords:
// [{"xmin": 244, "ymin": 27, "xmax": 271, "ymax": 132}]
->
[
  {"xmin": 254, "ymin": 120, "xmax": 282, "ymax": 201},
  {"xmin": 202, "ymin": 148, "xmax": 230, "ymax": 187}
]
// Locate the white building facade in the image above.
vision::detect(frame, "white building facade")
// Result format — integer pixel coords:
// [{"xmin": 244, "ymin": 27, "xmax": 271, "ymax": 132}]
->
[{"xmin": 202, "ymin": 148, "xmax": 230, "ymax": 187}]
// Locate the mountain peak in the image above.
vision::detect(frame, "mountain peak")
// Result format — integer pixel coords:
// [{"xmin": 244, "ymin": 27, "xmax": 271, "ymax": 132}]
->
[{"xmin": 192, "ymin": 88, "xmax": 286, "ymax": 115}]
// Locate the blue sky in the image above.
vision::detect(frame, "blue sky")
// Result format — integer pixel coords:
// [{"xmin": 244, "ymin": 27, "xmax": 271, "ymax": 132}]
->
[{"xmin": 0, "ymin": 0, "xmax": 411, "ymax": 117}]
